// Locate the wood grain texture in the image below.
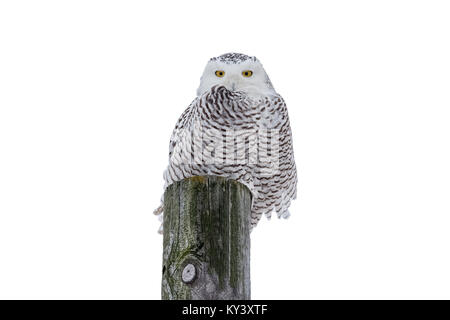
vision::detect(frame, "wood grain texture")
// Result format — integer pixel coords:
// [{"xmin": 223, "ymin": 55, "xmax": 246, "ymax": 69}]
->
[{"xmin": 162, "ymin": 176, "xmax": 251, "ymax": 300}]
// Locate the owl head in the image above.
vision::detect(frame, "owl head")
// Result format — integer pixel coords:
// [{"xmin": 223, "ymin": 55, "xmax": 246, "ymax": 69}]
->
[{"xmin": 197, "ymin": 53, "xmax": 275, "ymax": 97}]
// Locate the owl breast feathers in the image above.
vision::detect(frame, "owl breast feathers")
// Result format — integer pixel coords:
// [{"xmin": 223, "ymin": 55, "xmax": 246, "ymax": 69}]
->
[{"xmin": 154, "ymin": 53, "xmax": 297, "ymax": 232}]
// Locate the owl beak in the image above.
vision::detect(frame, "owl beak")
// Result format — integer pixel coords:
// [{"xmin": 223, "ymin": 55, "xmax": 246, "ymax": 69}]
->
[{"xmin": 226, "ymin": 76, "xmax": 239, "ymax": 91}]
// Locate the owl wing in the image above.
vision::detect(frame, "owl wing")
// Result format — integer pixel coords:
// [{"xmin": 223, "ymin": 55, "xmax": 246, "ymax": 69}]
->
[
  {"xmin": 153, "ymin": 101, "xmax": 195, "ymax": 225},
  {"xmin": 272, "ymin": 94, "xmax": 297, "ymax": 214},
  {"xmin": 168, "ymin": 102, "xmax": 194, "ymax": 160},
  {"xmin": 251, "ymin": 93, "xmax": 297, "ymax": 225}
]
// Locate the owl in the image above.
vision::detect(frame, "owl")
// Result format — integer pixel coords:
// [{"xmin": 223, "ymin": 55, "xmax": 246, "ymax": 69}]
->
[{"xmin": 154, "ymin": 53, "xmax": 297, "ymax": 233}]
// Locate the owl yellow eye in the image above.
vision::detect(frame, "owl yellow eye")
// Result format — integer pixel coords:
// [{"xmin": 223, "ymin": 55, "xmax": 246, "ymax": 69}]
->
[
  {"xmin": 215, "ymin": 70, "xmax": 225, "ymax": 77},
  {"xmin": 242, "ymin": 70, "xmax": 253, "ymax": 77}
]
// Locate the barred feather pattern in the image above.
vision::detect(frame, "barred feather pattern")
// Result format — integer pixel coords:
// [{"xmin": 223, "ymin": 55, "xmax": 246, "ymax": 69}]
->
[{"xmin": 155, "ymin": 85, "xmax": 297, "ymax": 231}]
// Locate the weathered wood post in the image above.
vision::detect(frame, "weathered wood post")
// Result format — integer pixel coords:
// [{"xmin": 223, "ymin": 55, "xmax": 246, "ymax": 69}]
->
[{"xmin": 161, "ymin": 176, "xmax": 252, "ymax": 300}]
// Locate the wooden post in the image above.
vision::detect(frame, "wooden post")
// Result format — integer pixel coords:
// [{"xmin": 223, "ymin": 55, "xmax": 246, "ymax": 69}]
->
[{"xmin": 161, "ymin": 176, "xmax": 252, "ymax": 300}]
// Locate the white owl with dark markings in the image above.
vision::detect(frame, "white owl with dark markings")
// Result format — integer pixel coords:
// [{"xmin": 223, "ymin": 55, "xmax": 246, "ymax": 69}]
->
[{"xmin": 154, "ymin": 53, "xmax": 297, "ymax": 232}]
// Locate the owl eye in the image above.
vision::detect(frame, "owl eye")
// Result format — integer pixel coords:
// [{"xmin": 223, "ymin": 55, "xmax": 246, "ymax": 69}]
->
[
  {"xmin": 242, "ymin": 70, "xmax": 253, "ymax": 77},
  {"xmin": 215, "ymin": 70, "xmax": 225, "ymax": 77}
]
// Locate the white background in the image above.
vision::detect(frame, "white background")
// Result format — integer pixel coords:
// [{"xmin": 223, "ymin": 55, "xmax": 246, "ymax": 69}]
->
[{"xmin": 1, "ymin": 0, "xmax": 449, "ymax": 299}]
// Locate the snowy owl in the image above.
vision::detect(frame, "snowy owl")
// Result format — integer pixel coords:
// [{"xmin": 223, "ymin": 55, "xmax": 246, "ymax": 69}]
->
[{"xmin": 154, "ymin": 53, "xmax": 297, "ymax": 232}]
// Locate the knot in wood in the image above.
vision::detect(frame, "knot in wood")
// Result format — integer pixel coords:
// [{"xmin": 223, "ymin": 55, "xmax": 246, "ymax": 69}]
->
[{"xmin": 182, "ymin": 263, "xmax": 196, "ymax": 284}]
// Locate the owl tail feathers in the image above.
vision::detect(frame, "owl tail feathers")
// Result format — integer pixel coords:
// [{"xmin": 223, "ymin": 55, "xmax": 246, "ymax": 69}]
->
[
  {"xmin": 157, "ymin": 223, "xmax": 163, "ymax": 234},
  {"xmin": 277, "ymin": 209, "xmax": 291, "ymax": 219},
  {"xmin": 264, "ymin": 208, "xmax": 291, "ymax": 221},
  {"xmin": 153, "ymin": 204, "xmax": 163, "ymax": 216},
  {"xmin": 153, "ymin": 203, "xmax": 164, "ymax": 234}
]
